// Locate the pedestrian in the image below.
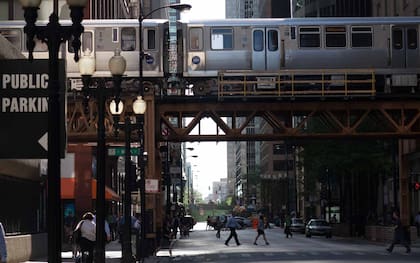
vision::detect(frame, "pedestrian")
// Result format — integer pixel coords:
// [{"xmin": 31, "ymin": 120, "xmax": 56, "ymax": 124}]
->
[
  {"xmin": 415, "ymin": 211, "xmax": 420, "ymax": 237},
  {"xmin": 330, "ymin": 214, "xmax": 337, "ymax": 223},
  {"xmin": 107, "ymin": 213, "xmax": 117, "ymax": 241},
  {"xmin": 93, "ymin": 212, "xmax": 111, "ymax": 243},
  {"xmin": 172, "ymin": 215, "xmax": 180, "ymax": 239},
  {"xmin": 0, "ymin": 222, "xmax": 7, "ymax": 263},
  {"xmin": 284, "ymin": 214, "xmax": 293, "ymax": 238},
  {"xmin": 74, "ymin": 212, "xmax": 96, "ymax": 263},
  {"xmin": 224, "ymin": 216, "xmax": 241, "ymax": 246},
  {"xmin": 386, "ymin": 210, "xmax": 411, "ymax": 253},
  {"xmin": 215, "ymin": 216, "xmax": 222, "ymax": 239},
  {"xmin": 253, "ymin": 215, "xmax": 269, "ymax": 245}
]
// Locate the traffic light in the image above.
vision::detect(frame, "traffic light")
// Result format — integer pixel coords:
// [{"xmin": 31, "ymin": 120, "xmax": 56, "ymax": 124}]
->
[{"xmin": 414, "ymin": 181, "xmax": 420, "ymax": 191}]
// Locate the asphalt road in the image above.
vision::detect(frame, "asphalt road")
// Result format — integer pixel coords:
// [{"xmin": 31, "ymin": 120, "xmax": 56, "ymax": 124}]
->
[{"xmin": 160, "ymin": 222, "xmax": 419, "ymax": 263}]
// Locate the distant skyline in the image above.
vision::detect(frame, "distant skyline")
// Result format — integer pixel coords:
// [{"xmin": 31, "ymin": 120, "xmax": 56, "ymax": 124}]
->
[{"xmin": 181, "ymin": 0, "xmax": 227, "ymax": 198}]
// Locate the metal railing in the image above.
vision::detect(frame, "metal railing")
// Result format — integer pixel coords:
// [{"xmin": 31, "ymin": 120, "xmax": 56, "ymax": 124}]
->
[{"xmin": 218, "ymin": 69, "xmax": 376, "ymax": 99}]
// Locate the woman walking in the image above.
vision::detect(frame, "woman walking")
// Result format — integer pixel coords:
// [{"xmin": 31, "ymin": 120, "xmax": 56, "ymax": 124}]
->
[{"xmin": 254, "ymin": 215, "xmax": 269, "ymax": 245}]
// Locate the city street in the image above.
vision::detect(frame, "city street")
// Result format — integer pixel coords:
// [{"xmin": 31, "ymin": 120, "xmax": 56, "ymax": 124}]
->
[{"xmin": 159, "ymin": 222, "xmax": 419, "ymax": 263}]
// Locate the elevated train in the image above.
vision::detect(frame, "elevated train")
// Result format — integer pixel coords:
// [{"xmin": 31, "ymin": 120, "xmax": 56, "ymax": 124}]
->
[{"xmin": 1, "ymin": 17, "xmax": 420, "ymax": 98}]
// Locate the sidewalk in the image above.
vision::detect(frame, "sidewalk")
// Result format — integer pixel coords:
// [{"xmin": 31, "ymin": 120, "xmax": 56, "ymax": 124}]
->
[{"xmin": 25, "ymin": 240, "xmax": 173, "ymax": 263}]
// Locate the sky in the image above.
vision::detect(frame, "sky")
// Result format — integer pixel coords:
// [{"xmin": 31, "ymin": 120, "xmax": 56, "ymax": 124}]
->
[
  {"xmin": 180, "ymin": 0, "xmax": 226, "ymax": 20},
  {"xmin": 180, "ymin": 0, "xmax": 227, "ymax": 199}
]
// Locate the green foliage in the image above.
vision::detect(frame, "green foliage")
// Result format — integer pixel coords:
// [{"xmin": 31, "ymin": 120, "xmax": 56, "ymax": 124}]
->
[{"xmin": 300, "ymin": 139, "xmax": 393, "ymax": 196}]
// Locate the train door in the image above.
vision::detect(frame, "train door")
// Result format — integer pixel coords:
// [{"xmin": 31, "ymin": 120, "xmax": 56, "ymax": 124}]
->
[
  {"xmin": 252, "ymin": 28, "xmax": 280, "ymax": 71},
  {"xmin": 391, "ymin": 26, "xmax": 419, "ymax": 68}
]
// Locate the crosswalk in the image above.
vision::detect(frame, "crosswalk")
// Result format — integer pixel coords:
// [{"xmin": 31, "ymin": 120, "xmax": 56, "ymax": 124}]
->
[{"xmin": 171, "ymin": 249, "xmax": 415, "ymax": 262}]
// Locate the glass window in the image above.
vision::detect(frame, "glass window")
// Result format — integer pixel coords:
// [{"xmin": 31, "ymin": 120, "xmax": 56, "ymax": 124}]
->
[
  {"xmin": 393, "ymin": 28, "xmax": 403, "ymax": 50},
  {"xmin": 81, "ymin": 32, "xmax": 93, "ymax": 53},
  {"xmin": 299, "ymin": 27, "xmax": 320, "ymax": 48},
  {"xmin": 253, "ymin": 30, "xmax": 264, "ymax": 51},
  {"xmin": 407, "ymin": 28, "xmax": 417, "ymax": 49},
  {"xmin": 147, "ymin": 29, "xmax": 156, "ymax": 50},
  {"xmin": 211, "ymin": 28, "xmax": 233, "ymax": 50},
  {"xmin": 112, "ymin": 28, "xmax": 118, "ymax": 43},
  {"xmin": 268, "ymin": 30, "xmax": 278, "ymax": 51},
  {"xmin": 121, "ymin": 27, "xmax": 136, "ymax": 51},
  {"xmin": 68, "ymin": 32, "xmax": 92, "ymax": 53},
  {"xmin": 0, "ymin": 29, "xmax": 21, "ymax": 50},
  {"xmin": 189, "ymin": 27, "xmax": 203, "ymax": 50},
  {"xmin": 325, "ymin": 26, "xmax": 346, "ymax": 48},
  {"xmin": 351, "ymin": 27, "xmax": 372, "ymax": 48}
]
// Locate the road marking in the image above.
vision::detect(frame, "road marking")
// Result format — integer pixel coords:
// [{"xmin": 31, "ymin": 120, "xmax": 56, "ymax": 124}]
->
[
  {"xmin": 309, "ymin": 252, "xmax": 320, "ymax": 255},
  {"xmin": 330, "ymin": 251, "xmax": 344, "ymax": 255},
  {"xmin": 241, "ymin": 253, "xmax": 251, "ymax": 257},
  {"xmin": 354, "ymin": 252, "xmax": 365, "ymax": 255}
]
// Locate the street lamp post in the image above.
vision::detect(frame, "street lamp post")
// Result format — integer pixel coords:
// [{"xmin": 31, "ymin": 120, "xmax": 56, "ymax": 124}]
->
[
  {"xmin": 20, "ymin": 0, "xmax": 87, "ymax": 262},
  {"xmin": 137, "ymin": 2, "xmax": 191, "ymax": 261},
  {"xmin": 78, "ymin": 49, "xmax": 126, "ymax": 263},
  {"xmin": 110, "ymin": 96, "xmax": 146, "ymax": 262}
]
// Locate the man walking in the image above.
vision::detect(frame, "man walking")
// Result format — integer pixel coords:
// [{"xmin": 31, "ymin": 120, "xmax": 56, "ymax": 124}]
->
[
  {"xmin": 225, "ymin": 216, "xmax": 241, "ymax": 246},
  {"xmin": 387, "ymin": 210, "xmax": 411, "ymax": 253}
]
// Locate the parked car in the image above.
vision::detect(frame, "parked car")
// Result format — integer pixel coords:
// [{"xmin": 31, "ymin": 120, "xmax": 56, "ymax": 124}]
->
[
  {"xmin": 305, "ymin": 219, "xmax": 332, "ymax": 238},
  {"xmin": 234, "ymin": 216, "xmax": 252, "ymax": 229},
  {"xmin": 290, "ymin": 218, "xmax": 305, "ymax": 233}
]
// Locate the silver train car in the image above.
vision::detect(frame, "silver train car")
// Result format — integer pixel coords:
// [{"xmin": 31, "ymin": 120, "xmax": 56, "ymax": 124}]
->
[
  {"xmin": 0, "ymin": 19, "xmax": 169, "ymax": 92},
  {"xmin": 182, "ymin": 17, "xmax": 420, "ymax": 97},
  {"xmin": 2, "ymin": 17, "xmax": 420, "ymax": 98}
]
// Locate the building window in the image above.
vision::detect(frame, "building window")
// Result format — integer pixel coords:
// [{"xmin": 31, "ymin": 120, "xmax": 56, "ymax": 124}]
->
[
  {"xmin": 121, "ymin": 27, "xmax": 136, "ymax": 51},
  {"xmin": 189, "ymin": 27, "xmax": 203, "ymax": 50},
  {"xmin": 351, "ymin": 27, "xmax": 373, "ymax": 48},
  {"xmin": 211, "ymin": 28, "xmax": 233, "ymax": 50},
  {"xmin": 299, "ymin": 27, "xmax": 320, "ymax": 48},
  {"xmin": 325, "ymin": 26, "xmax": 346, "ymax": 48}
]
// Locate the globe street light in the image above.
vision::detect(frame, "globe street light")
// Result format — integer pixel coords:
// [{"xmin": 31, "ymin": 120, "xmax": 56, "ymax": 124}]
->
[
  {"xmin": 78, "ymin": 49, "xmax": 127, "ymax": 263},
  {"xmin": 20, "ymin": 0, "xmax": 87, "ymax": 262},
  {"xmin": 110, "ymin": 95, "xmax": 146, "ymax": 262}
]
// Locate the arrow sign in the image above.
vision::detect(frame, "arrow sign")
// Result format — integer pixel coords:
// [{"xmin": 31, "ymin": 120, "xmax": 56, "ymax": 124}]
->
[{"xmin": 0, "ymin": 60, "xmax": 66, "ymax": 159}]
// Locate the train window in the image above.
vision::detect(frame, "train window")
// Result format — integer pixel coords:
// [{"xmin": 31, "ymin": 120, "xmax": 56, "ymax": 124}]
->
[
  {"xmin": 146, "ymin": 29, "xmax": 156, "ymax": 50},
  {"xmin": 393, "ymin": 28, "xmax": 403, "ymax": 50},
  {"xmin": 211, "ymin": 28, "xmax": 233, "ymax": 50},
  {"xmin": 407, "ymin": 28, "xmax": 417, "ymax": 49},
  {"xmin": 0, "ymin": 29, "xmax": 21, "ymax": 50},
  {"xmin": 68, "ymin": 32, "xmax": 92, "ymax": 53},
  {"xmin": 121, "ymin": 27, "xmax": 136, "ymax": 51},
  {"xmin": 253, "ymin": 30, "xmax": 264, "ymax": 51},
  {"xmin": 32, "ymin": 37, "xmax": 48, "ymax": 52},
  {"xmin": 82, "ymin": 32, "xmax": 93, "ymax": 53},
  {"xmin": 299, "ymin": 27, "xmax": 320, "ymax": 48},
  {"xmin": 268, "ymin": 30, "xmax": 278, "ymax": 51},
  {"xmin": 351, "ymin": 27, "xmax": 372, "ymax": 48},
  {"xmin": 112, "ymin": 28, "xmax": 118, "ymax": 43},
  {"xmin": 290, "ymin": 27, "xmax": 296, "ymax": 40},
  {"xmin": 189, "ymin": 28, "xmax": 203, "ymax": 50},
  {"xmin": 325, "ymin": 26, "xmax": 346, "ymax": 48}
]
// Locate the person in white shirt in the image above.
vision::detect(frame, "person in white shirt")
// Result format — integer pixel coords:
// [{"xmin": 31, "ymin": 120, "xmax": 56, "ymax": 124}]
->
[{"xmin": 74, "ymin": 212, "xmax": 96, "ymax": 263}]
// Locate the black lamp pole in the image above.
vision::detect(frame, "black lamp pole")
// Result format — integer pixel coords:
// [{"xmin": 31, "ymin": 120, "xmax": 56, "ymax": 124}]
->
[
  {"xmin": 123, "ymin": 116, "xmax": 133, "ymax": 262},
  {"xmin": 20, "ymin": 1, "xmax": 86, "ymax": 262},
  {"xmin": 80, "ymin": 76, "xmax": 112, "ymax": 263},
  {"xmin": 137, "ymin": 3, "xmax": 191, "ymax": 261}
]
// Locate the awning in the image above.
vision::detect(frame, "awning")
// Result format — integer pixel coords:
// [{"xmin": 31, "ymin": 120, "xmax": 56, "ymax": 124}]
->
[{"xmin": 61, "ymin": 178, "xmax": 120, "ymax": 201}]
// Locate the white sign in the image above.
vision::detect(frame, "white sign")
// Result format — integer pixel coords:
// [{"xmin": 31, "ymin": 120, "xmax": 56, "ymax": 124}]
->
[{"xmin": 145, "ymin": 179, "xmax": 159, "ymax": 193}]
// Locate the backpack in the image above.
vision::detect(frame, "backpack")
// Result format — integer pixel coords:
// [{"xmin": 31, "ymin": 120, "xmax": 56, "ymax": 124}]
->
[{"xmin": 73, "ymin": 221, "xmax": 84, "ymax": 244}]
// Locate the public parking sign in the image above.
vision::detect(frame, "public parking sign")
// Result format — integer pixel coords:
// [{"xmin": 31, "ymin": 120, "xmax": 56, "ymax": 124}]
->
[{"xmin": 0, "ymin": 59, "xmax": 66, "ymax": 159}]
